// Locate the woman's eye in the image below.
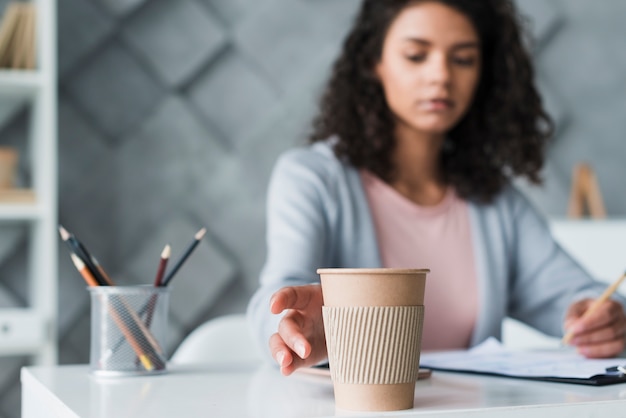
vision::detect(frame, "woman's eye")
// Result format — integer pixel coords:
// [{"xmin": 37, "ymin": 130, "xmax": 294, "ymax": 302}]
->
[
  {"xmin": 406, "ymin": 54, "xmax": 426, "ymax": 63},
  {"xmin": 452, "ymin": 56, "xmax": 477, "ymax": 66}
]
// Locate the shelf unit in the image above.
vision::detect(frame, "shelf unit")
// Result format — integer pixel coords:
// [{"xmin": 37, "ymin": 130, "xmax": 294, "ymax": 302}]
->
[{"xmin": 0, "ymin": 0, "xmax": 58, "ymax": 365}]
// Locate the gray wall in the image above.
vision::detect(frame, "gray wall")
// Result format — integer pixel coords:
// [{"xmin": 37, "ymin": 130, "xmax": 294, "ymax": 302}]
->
[{"xmin": 0, "ymin": 0, "xmax": 625, "ymax": 416}]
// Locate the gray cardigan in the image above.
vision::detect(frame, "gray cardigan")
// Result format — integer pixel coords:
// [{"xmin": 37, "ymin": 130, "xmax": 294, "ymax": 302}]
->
[{"xmin": 247, "ymin": 141, "xmax": 617, "ymax": 360}]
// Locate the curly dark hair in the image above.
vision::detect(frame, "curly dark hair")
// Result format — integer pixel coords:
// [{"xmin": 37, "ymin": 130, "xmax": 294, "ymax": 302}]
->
[{"xmin": 309, "ymin": 0, "xmax": 553, "ymax": 203}]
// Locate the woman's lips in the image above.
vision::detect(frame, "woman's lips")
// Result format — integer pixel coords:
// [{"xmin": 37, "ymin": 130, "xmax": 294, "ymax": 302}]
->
[{"xmin": 420, "ymin": 99, "xmax": 454, "ymax": 111}]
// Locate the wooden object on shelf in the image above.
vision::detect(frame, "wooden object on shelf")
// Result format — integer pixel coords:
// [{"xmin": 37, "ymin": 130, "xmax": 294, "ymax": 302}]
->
[
  {"xmin": 22, "ymin": 2, "xmax": 35, "ymax": 69},
  {"xmin": 0, "ymin": 146, "xmax": 17, "ymax": 188},
  {"xmin": 0, "ymin": 3, "xmax": 19, "ymax": 66},
  {"xmin": 10, "ymin": 3, "xmax": 27, "ymax": 69},
  {"xmin": 0, "ymin": 188, "xmax": 35, "ymax": 203},
  {"xmin": 0, "ymin": 2, "xmax": 36, "ymax": 69},
  {"xmin": 567, "ymin": 162, "xmax": 606, "ymax": 219}
]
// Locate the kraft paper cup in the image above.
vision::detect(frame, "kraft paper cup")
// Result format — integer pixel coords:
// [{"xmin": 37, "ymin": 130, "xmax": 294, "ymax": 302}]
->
[{"xmin": 318, "ymin": 268, "xmax": 428, "ymax": 411}]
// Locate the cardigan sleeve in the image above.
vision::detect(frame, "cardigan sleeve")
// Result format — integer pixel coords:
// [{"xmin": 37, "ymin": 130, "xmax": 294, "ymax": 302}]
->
[
  {"xmin": 505, "ymin": 187, "xmax": 626, "ymax": 336},
  {"xmin": 246, "ymin": 147, "xmax": 336, "ymax": 362}
]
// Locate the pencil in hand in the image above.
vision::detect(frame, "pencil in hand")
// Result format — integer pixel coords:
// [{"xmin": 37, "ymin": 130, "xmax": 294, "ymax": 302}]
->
[
  {"xmin": 562, "ymin": 271, "xmax": 626, "ymax": 345},
  {"xmin": 161, "ymin": 227, "xmax": 206, "ymax": 286}
]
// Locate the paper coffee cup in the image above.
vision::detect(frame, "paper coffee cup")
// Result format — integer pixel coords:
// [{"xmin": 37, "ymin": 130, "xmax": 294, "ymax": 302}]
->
[{"xmin": 318, "ymin": 268, "xmax": 428, "ymax": 411}]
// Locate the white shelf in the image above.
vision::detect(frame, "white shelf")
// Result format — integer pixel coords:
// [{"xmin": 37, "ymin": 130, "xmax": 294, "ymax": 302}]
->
[
  {"xmin": 0, "ymin": 70, "xmax": 43, "ymax": 97},
  {"xmin": 0, "ymin": 0, "xmax": 58, "ymax": 367},
  {"xmin": 0, "ymin": 203, "xmax": 42, "ymax": 220},
  {"xmin": 0, "ymin": 309, "xmax": 46, "ymax": 356}
]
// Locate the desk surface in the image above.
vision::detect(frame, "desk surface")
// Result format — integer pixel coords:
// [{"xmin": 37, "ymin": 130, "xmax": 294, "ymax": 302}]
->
[{"xmin": 21, "ymin": 362, "xmax": 626, "ymax": 418}]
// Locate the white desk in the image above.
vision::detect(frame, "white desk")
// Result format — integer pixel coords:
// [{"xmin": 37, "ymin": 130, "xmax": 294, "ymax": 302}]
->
[{"xmin": 21, "ymin": 362, "xmax": 626, "ymax": 417}]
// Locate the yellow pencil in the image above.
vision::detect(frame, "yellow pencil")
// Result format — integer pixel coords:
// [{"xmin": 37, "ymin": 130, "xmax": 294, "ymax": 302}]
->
[{"xmin": 562, "ymin": 271, "xmax": 626, "ymax": 345}]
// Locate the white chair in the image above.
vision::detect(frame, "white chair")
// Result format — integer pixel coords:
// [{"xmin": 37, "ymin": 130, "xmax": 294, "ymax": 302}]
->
[
  {"xmin": 170, "ymin": 313, "xmax": 263, "ymax": 365},
  {"xmin": 549, "ymin": 219, "xmax": 626, "ymax": 285}
]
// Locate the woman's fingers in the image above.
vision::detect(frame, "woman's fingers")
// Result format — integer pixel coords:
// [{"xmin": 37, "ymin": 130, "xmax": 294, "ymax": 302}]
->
[
  {"xmin": 577, "ymin": 338, "xmax": 625, "ymax": 358},
  {"xmin": 565, "ymin": 300, "xmax": 618, "ymax": 335},
  {"xmin": 278, "ymin": 312, "xmax": 310, "ymax": 359},
  {"xmin": 269, "ymin": 332, "xmax": 304, "ymax": 375},
  {"xmin": 565, "ymin": 299, "xmax": 626, "ymax": 358},
  {"xmin": 269, "ymin": 329, "xmax": 314, "ymax": 376},
  {"xmin": 571, "ymin": 319, "xmax": 626, "ymax": 344},
  {"xmin": 269, "ymin": 285, "xmax": 326, "ymax": 375},
  {"xmin": 270, "ymin": 284, "xmax": 321, "ymax": 314},
  {"xmin": 564, "ymin": 300, "xmax": 590, "ymax": 329},
  {"xmin": 269, "ymin": 332, "xmax": 293, "ymax": 369}
]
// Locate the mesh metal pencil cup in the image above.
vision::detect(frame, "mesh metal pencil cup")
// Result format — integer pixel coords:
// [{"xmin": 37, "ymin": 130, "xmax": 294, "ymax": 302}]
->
[{"xmin": 88, "ymin": 286, "xmax": 170, "ymax": 377}]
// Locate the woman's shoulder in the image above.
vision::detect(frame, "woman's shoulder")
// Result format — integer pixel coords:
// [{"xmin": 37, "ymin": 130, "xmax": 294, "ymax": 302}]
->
[
  {"xmin": 268, "ymin": 139, "xmax": 360, "ymax": 210},
  {"xmin": 494, "ymin": 183, "xmax": 530, "ymax": 205},
  {"xmin": 471, "ymin": 183, "xmax": 542, "ymax": 217},
  {"xmin": 274, "ymin": 138, "xmax": 350, "ymax": 179}
]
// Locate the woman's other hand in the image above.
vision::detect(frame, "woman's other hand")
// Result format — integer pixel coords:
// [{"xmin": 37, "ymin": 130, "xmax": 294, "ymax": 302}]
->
[
  {"xmin": 269, "ymin": 284, "xmax": 327, "ymax": 375},
  {"xmin": 564, "ymin": 298, "xmax": 626, "ymax": 358}
]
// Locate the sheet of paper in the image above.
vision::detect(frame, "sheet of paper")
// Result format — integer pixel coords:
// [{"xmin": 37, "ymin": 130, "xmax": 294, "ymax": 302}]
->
[{"xmin": 420, "ymin": 337, "xmax": 626, "ymax": 379}]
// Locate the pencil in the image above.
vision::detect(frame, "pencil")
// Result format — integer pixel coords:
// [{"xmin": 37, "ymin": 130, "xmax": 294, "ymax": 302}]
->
[
  {"xmin": 154, "ymin": 244, "xmax": 171, "ymax": 287},
  {"xmin": 69, "ymin": 253, "xmax": 155, "ymax": 371},
  {"xmin": 144, "ymin": 244, "xmax": 171, "ymax": 330},
  {"xmin": 161, "ymin": 228, "xmax": 206, "ymax": 286},
  {"xmin": 70, "ymin": 253, "xmax": 98, "ymax": 287},
  {"xmin": 59, "ymin": 225, "xmax": 111, "ymax": 286},
  {"xmin": 91, "ymin": 256, "xmax": 115, "ymax": 286},
  {"xmin": 61, "ymin": 225, "xmax": 114, "ymax": 285},
  {"xmin": 105, "ymin": 245, "xmax": 172, "ymax": 364},
  {"xmin": 562, "ymin": 271, "xmax": 626, "ymax": 345}
]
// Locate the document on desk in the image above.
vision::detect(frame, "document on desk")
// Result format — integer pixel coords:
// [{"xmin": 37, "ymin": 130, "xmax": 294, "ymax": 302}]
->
[{"xmin": 420, "ymin": 338, "xmax": 626, "ymax": 386}]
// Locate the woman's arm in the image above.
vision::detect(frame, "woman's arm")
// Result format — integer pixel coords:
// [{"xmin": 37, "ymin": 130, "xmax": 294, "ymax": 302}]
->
[
  {"xmin": 506, "ymin": 187, "xmax": 626, "ymax": 356},
  {"xmin": 247, "ymin": 148, "xmax": 335, "ymax": 366}
]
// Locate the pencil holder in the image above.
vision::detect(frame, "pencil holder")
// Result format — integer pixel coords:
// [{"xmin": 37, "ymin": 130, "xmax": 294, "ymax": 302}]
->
[{"xmin": 88, "ymin": 286, "xmax": 170, "ymax": 377}]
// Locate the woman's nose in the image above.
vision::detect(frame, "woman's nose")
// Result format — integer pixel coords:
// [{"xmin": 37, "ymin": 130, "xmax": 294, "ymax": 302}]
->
[{"xmin": 425, "ymin": 54, "xmax": 451, "ymax": 86}]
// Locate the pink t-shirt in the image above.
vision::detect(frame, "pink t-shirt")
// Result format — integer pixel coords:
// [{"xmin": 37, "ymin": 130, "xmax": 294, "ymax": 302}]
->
[{"xmin": 361, "ymin": 170, "xmax": 478, "ymax": 350}]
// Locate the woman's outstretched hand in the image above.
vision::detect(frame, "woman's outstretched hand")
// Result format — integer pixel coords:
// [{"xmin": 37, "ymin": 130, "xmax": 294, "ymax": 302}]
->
[
  {"xmin": 564, "ymin": 298, "xmax": 626, "ymax": 358},
  {"xmin": 269, "ymin": 284, "xmax": 327, "ymax": 375}
]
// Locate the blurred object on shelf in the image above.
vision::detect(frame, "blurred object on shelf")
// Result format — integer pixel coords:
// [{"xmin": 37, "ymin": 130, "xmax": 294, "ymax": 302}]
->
[
  {"xmin": 0, "ymin": 145, "xmax": 17, "ymax": 188},
  {"xmin": 567, "ymin": 162, "xmax": 606, "ymax": 219},
  {"xmin": 0, "ymin": 145, "xmax": 33, "ymax": 203},
  {"xmin": 0, "ymin": 2, "xmax": 36, "ymax": 70},
  {"xmin": 0, "ymin": 187, "xmax": 34, "ymax": 203}
]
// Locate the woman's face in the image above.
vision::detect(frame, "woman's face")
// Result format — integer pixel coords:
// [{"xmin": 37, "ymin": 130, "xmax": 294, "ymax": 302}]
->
[{"xmin": 375, "ymin": 1, "xmax": 481, "ymax": 136}]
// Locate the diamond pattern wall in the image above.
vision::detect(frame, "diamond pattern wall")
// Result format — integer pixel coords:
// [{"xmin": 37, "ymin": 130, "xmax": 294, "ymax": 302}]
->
[
  {"xmin": 65, "ymin": 40, "xmax": 167, "ymax": 140},
  {"xmin": 514, "ymin": 0, "xmax": 626, "ymax": 215},
  {"xmin": 122, "ymin": 0, "xmax": 227, "ymax": 87},
  {"xmin": 1, "ymin": 0, "xmax": 626, "ymax": 417},
  {"xmin": 188, "ymin": 49, "xmax": 280, "ymax": 145},
  {"xmin": 58, "ymin": 0, "xmax": 115, "ymax": 77}
]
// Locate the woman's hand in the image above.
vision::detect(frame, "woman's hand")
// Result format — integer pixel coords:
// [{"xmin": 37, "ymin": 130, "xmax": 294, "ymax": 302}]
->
[
  {"xmin": 564, "ymin": 298, "xmax": 626, "ymax": 358},
  {"xmin": 269, "ymin": 284, "xmax": 327, "ymax": 376}
]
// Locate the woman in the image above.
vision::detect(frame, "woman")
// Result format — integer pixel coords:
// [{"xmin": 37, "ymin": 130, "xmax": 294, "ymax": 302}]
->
[{"xmin": 247, "ymin": 0, "xmax": 626, "ymax": 376}]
